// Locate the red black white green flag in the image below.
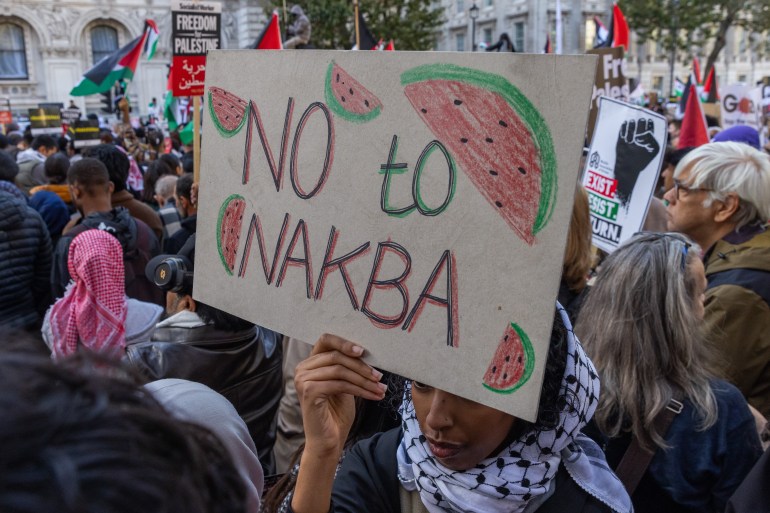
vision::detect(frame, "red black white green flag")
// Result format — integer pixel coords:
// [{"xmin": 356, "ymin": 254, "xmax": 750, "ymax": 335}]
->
[{"xmin": 70, "ymin": 22, "xmax": 153, "ymax": 96}]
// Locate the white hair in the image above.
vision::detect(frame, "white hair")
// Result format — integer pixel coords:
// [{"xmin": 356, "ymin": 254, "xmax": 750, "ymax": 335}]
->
[
  {"xmin": 674, "ymin": 141, "xmax": 770, "ymax": 228},
  {"xmin": 155, "ymin": 174, "xmax": 178, "ymax": 200}
]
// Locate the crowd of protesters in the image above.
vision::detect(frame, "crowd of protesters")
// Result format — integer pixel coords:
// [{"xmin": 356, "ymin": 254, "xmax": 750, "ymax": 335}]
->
[{"xmin": 0, "ymin": 99, "xmax": 769, "ymax": 513}]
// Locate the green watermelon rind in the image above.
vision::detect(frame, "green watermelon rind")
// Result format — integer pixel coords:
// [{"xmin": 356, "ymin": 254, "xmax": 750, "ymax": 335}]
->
[
  {"xmin": 482, "ymin": 322, "xmax": 536, "ymax": 395},
  {"xmin": 325, "ymin": 61, "xmax": 382, "ymax": 124},
  {"xmin": 216, "ymin": 194, "xmax": 245, "ymax": 276},
  {"xmin": 208, "ymin": 87, "xmax": 249, "ymax": 138},
  {"xmin": 400, "ymin": 64, "xmax": 557, "ymax": 236}
]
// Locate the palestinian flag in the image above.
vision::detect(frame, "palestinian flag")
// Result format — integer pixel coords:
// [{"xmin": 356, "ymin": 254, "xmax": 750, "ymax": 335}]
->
[
  {"xmin": 383, "ymin": 39, "xmax": 395, "ymax": 51},
  {"xmin": 611, "ymin": 3, "xmax": 629, "ymax": 51},
  {"xmin": 593, "ymin": 16, "xmax": 609, "ymax": 48},
  {"xmin": 144, "ymin": 20, "xmax": 159, "ymax": 60},
  {"xmin": 353, "ymin": 10, "xmax": 378, "ymax": 50},
  {"xmin": 251, "ymin": 11, "xmax": 282, "ymax": 49},
  {"xmin": 544, "ymin": 33, "xmax": 552, "ymax": 54},
  {"xmin": 70, "ymin": 31, "xmax": 148, "ymax": 96}
]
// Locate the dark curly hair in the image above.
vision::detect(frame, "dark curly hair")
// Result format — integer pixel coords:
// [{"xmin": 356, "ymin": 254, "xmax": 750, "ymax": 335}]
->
[{"xmin": 0, "ymin": 349, "xmax": 246, "ymax": 513}]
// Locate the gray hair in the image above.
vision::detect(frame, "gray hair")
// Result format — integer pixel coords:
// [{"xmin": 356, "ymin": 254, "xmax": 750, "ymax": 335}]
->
[
  {"xmin": 155, "ymin": 174, "xmax": 178, "ymax": 200},
  {"xmin": 575, "ymin": 232, "xmax": 717, "ymax": 450},
  {"xmin": 674, "ymin": 142, "xmax": 770, "ymax": 229}
]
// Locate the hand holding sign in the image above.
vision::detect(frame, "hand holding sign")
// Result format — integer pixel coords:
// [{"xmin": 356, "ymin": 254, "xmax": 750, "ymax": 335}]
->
[{"xmin": 614, "ymin": 118, "xmax": 660, "ymax": 207}]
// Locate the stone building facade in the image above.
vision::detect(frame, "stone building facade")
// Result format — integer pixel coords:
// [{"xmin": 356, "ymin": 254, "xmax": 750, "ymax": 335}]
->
[{"xmin": 0, "ymin": 0, "xmax": 266, "ymax": 119}]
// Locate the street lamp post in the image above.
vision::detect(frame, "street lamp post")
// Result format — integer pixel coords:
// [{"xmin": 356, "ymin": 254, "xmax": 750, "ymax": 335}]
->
[{"xmin": 470, "ymin": 3, "xmax": 479, "ymax": 51}]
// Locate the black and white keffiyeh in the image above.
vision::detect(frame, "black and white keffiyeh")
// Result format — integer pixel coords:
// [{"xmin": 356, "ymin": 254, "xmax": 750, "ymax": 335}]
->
[{"xmin": 396, "ymin": 304, "xmax": 632, "ymax": 513}]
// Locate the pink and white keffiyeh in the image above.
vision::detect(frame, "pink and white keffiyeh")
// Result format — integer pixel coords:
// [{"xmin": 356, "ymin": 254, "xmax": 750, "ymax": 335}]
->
[{"xmin": 49, "ymin": 229, "xmax": 127, "ymax": 359}]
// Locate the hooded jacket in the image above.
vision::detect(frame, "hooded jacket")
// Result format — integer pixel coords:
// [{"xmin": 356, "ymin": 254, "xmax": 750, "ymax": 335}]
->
[
  {"xmin": 0, "ymin": 189, "xmax": 52, "ymax": 328},
  {"xmin": 704, "ymin": 224, "xmax": 770, "ymax": 416},
  {"xmin": 14, "ymin": 148, "xmax": 46, "ymax": 195},
  {"xmin": 51, "ymin": 207, "xmax": 163, "ymax": 305}
]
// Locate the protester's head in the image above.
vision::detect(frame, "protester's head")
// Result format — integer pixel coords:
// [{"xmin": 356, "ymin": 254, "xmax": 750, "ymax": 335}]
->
[
  {"xmin": 181, "ymin": 152, "xmax": 194, "ymax": 175},
  {"xmin": 31, "ymin": 135, "xmax": 58, "ymax": 157},
  {"xmin": 660, "ymin": 146, "xmax": 695, "ymax": 193},
  {"xmin": 67, "ymin": 157, "xmax": 115, "ymax": 205},
  {"xmin": 142, "ymin": 159, "xmax": 176, "ymax": 203},
  {"xmin": 403, "ymin": 306, "xmax": 595, "ymax": 475},
  {"xmin": 575, "ymin": 232, "xmax": 715, "ymax": 450},
  {"xmin": 155, "ymin": 175, "xmax": 179, "ymax": 207},
  {"xmin": 0, "ymin": 350, "xmax": 247, "ymax": 513},
  {"xmin": 49, "ymin": 229, "xmax": 126, "ymax": 359},
  {"xmin": 0, "ymin": 133, "xmax": 8, "ymax": 150},
  {"xmin": 0, "ymin": 151, "xmax": 19, "ymax": 182},
  {"xmin": 712, "ymin": 125, "xmax": 761, "ymax": 149},
  {"xmin": 664, "ymin": 142, "xmax": 770, "ymax": 248},
  {"xmin": 29, "ymin": 191, "xmax": 70, "ymax": 240},
  {"xmin": 562, "ymin": 186, "xmax": 593, "ymax": 294},
  {"xmin": 44, "ymin": 152, "xmax": 71, "ymax": 185},
  {"xmin": 84, "ymin": 144, "xmax": 129, "ymax": 192},
  {"xmin": 7, "ymin": 132, "xmax": 22, "ymax": 148},
  {"xmin": 159, "ymin": 153, "xmax": 183, "ymax": 176},
  {"xmin": 147, "ymin": 236, "xmax": 254, "ymax": 332},
  {"xmin": 175, "ymin": 173, "xmax": 196, "ymax": 217}
]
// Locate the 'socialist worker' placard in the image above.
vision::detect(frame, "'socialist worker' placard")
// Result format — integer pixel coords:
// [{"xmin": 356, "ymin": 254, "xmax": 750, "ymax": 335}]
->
[
  {"xmin": 582, "ymin": 97, "xmax": 666, "ymax": 253},
  {"xmin": 171, "ymin": 0, "xmax": 221, "ymax": 97},
  {"xmin": 196, "ymin": 51, "xmax": 597, "ymax": 421}
]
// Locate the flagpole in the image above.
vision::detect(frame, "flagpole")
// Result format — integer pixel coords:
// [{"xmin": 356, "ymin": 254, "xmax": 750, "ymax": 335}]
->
[
  {"xmin": 555, "ymin": 0, "xmax": 562, "ymax": 54},
  {"xmin": 354, "ymin": 0, "xmax": 360, "ymax": 50},
  {"xmin": 193, "ymin": 95, "xmax": 201, "ymax": 183}
]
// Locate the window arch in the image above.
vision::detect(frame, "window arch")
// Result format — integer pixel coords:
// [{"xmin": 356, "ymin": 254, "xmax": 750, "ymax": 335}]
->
[
  {"xmin": 91, "ymin": 25, "xmax": 119, "ymax": 65},
  {"xmin": 0, "ymin": 23, "xmax": 28, "ymax": 80}
]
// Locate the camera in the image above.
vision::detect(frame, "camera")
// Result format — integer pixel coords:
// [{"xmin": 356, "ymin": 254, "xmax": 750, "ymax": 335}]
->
[{"xmin": 146, "ymin": 255, "xmax": 193, "ymax": 294}]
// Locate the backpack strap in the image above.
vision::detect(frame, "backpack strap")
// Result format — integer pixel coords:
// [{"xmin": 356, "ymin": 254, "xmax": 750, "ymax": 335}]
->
[
  {"xmin": 707, "ymin": 268, "xmax": 770, "ymax": 310},
  {"xmin": 613, "ymin": 392, "xmax": 684, "ymax": 495}
]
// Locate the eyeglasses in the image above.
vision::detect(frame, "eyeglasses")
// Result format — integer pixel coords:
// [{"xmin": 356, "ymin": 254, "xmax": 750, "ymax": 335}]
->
[{"xmin": 673, "ymin": 179, "xmax": 712, "ymax": 200}]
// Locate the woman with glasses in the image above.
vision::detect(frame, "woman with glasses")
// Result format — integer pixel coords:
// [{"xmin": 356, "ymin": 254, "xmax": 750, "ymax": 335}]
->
[{"xmin": 576, "ymin": 232, "xmax": 762, "ymax": 513}]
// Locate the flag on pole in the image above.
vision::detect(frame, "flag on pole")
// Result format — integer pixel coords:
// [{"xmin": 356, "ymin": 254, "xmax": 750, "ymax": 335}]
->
[
  {"xmin": 70, "ymin": 30, "xmax": 148, "ymax": 96},
  {"xmin": 673, "ymin": 77, "xmax": 686, "ymax": 98},
  {"xmin": 702, "ymin": 66, "xmax": 719, "ymax": 102},
  {"xmin": 593, "ymin": 16, "xmax": 610, "ymax": 48},
  {"xmin": 677, "ymin": 73, "xmax": 695, "ymax": 117},
  {"xmin": 354, "ymin": 10, "xmax": 378, "ymax": 50},
  {"xmin": 383, "ymin": 39, "xmax": 395, "ymax": 51},
  {"xmin": 611, "ymin": 3, "xmax": 629, "ymax": 51},
  {"xmin": 251, "ymin": 11, "xmax": 283, "ymax": 49},
  {"xmin": 544, "ymin": 33, "xmax": 552, "ymax": 54},
  {"xmin": 144, "ymin": 19, "xmax": 159, "ymax": 60},
  {"xmin": 679, "ymin": 80, "xmax": 710, "ymax": 148},
  {"xmin": 692, "ymin": 57, "xmax": 702, "ymax": 85}
]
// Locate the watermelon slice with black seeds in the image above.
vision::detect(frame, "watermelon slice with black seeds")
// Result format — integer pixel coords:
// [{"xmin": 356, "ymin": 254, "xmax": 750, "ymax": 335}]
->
[
  {"xmin": 209, "ymin": 86, "xmax": 249, "ymax": 137},
  {"xmin": 483, "ymin": 322, "xmax": 535, "ymax": 394},
  {"xmin": 325, "ymin": 61, "xmax": 383, "ymax": 123},
  {"xmin": 217, "ymin": 194, "xmax": 246, "ymax": 275},
  {"xmin": 401, "ymin": 64, "xmax": 557, "ymax": 245}
]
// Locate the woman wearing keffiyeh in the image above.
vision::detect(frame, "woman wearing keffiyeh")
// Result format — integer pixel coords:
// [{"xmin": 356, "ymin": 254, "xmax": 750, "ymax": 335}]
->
[{"xmin": 287, "ymin": 305, "xmax": 631, "ymax": 513}]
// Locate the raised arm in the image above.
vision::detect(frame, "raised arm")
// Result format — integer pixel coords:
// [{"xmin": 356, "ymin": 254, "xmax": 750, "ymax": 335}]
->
[{"xmin": 290, "ymin": 334, "xmax": 386, "ymax": 513}]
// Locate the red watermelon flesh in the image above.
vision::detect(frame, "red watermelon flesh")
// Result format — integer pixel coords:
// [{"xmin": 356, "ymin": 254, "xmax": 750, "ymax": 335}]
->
[
  {"xmin": 209, "ymin": 86, "xmax": 249, "ymax": 137},
  {"xmin": 217, "ymin": 195, "xmax": 246, "ymax": 275},
  {"xmin": 404, "ymin": 80, "xmax": 541, "ymax": 244},
  {"xmin": 325, "ymin": 62, "xmax": 383, "ymax": 122},
  {"xmin": 483, "ymin": 322, "xmax": 535, "ymax": 394}
]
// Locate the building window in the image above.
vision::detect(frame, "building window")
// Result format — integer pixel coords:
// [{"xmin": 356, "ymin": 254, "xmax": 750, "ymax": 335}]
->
[
  {"xmin": 652, "ymin": 76, "xmax": 663, "ymax": 92},
  {"xmin": 483, "ymin": 0, "xmax": 493, "ymax": 6},
  {"xmin": 456, "ymin": 0, "xmax": 465, "ymax": 15},
  {"xmin": 456, "ymin": 32, "xmax": 466, "ymax": 52},
  {"xmin": 0, "ymin": 23, "xmax": 28, "ymax": 80},
  {"xmin": 738, "ymin": 74, "xmax": 748, "ymax": 83},
  {"xmin": 91, "ymin": 26, "xmax": 119, "ymax": 65},
  {"xmin": 514, "ymin": 22, "xmax": 524, "ymax": 53},
  {"xmin": 483, "ymin": 27, "xmax": 493, "ymax": 46}
]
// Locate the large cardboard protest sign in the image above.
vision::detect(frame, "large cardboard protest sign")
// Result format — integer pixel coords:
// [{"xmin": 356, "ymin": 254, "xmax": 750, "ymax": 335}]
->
[
  {"xmin": 196, "ymin": 51, "xmax": 596, "ymax": 420},
  {"xmin": 586, "ymin": 47, "xmax": 628, "ymax": 142},
  {"xmin": 721, "ymin": 84, "xmax": 761, "ymax": 130},
  {"xmin": 67, "ymin": 120, "xmax": 101, "ymax": 148},
  {"xmin": 582, "ymin": 97, "xmax": 666, "ymax": 253},
  {"xmin": 171, "ymin": 0, "xmax": 221, "ymax": 97}
]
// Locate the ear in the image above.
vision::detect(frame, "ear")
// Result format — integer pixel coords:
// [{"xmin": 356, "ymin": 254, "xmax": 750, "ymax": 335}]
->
[
  {"xmin": 108, "ymin": 181, "xmax": 115, "ymax": 194},
  {"xmin": 180, "ymin": 294, "xmax": 196, "ymax": 312},
  {"xmin": 714, "ymin": 193, "xmax": 741, "ymax": 223},
  {"xmin": 179, "ymin": 195, "xmax": 190, "ymax": 211}
]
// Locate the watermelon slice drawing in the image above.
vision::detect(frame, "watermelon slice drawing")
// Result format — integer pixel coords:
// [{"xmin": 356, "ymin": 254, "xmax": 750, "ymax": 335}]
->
[
  {"xmin": 401, "ymin": 64, "xmax": 557, "ymax": 245},
  {"xmin": 483, "ymin": 322, "xmax": 535, "ymax": 394},
  {"xmin": 325, "ymin": 61, "xmax": 383, "ymax": 123},
  {"xmin": 209, "ymin": 86, "xmax": 249, "ymax": 138},
  {"xmin": 217, "ymin": 194, "xmax": 246, "ymax": 275}
]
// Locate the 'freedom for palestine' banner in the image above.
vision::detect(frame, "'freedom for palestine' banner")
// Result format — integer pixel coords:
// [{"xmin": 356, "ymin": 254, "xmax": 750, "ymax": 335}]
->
[{"xmin": 171, "ymin": 0, "xmax": 221, "ymax": 97}]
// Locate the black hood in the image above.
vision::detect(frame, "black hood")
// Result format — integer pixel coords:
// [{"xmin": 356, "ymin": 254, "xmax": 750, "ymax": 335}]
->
[{"xmin": 80, "ymin": 206, "xmax": 137, "ymax": 253}]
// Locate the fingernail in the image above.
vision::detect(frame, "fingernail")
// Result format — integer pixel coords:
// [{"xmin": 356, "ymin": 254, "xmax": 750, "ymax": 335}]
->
[
  {"xmin": 377, "ymin": 382, "xmax": 388, "ymax": 392},
  {"xmin": 351, "ymin": 345, "xmax": 364, "ymax": 355},
  {"xmin": 372, "ymin": 368, "xmax": 383, "ymax": 380}
]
